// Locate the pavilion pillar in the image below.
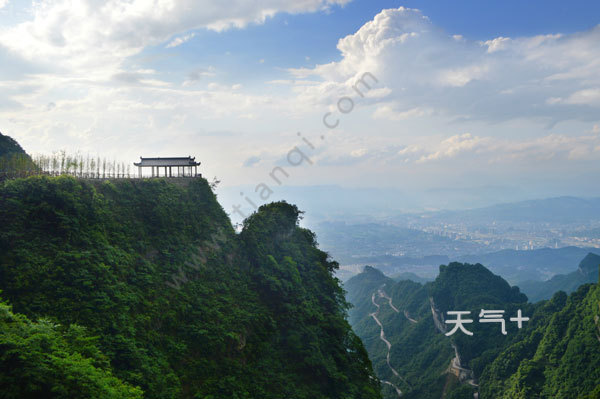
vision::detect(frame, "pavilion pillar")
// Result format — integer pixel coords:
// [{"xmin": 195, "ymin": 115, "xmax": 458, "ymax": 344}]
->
[
  {"xmin": 138, "ymin": 166, "xmax": 141, "ymax": 178},
  {"xmin": 169, "ymin": 166, "xmax": 172, "ymax": 177}
]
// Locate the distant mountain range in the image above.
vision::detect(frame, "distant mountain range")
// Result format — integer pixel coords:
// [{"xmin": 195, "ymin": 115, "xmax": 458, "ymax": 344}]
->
[
  {"xmin": 359, "ymin": 251, "xmax": 600, "ymax": 304},
  {"xmin": 457, "ymin": 246, "xmax": 600, "ymax": 283},
  {"xmin": 219, "ymin": 184, "xmax": 600, "ymax": 226},
  {"xmin": 339, "ymin": 246, "xmax": 600, "ymax": 283},
  {"xmin": 518, "ymin": 253, "xmax": 600, "ymax": 302},
  {"xmin": 423, "ymin": 196, "xmax": 600, "ymax": 224}
]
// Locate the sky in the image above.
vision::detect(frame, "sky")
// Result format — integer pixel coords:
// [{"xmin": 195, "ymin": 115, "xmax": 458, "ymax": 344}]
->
[{"xmin": 0, "ymin": 0, "xmax": 599, "ymax": 217}]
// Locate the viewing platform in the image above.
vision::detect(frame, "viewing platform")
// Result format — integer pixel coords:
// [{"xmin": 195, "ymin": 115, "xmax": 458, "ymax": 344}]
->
[{"xmin": 134, "ymin": 156, "xmax": 201, "ymax": 178}]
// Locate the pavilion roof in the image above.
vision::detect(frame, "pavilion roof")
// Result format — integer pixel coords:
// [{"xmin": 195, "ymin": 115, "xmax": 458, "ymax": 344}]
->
[{"xmin": 133, "ymin": 156, "xmax": 200, "ymax": 167}]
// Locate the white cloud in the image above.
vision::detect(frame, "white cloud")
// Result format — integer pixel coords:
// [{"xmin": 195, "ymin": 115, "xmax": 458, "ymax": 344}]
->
[
  {"xmin": 0, "ymin": 0, "xmax": 8, "ymax": 9},
  {"xmin": 397, "ymin": 132, "xmax": 600, "ymax": 164},
  {"xmin": 350, "ymin": 148, "xmax": 367, "ymax": 157},
  {"xmin": 437, "ymin": 64, "xmax": 489, "ymax": 87},
  {"xmin": 482, "ymin": 36, "xmax": 510, "ymax": 53},
  {"xmin": 166, "ymin": 33, "xmax": 196, "ymax": 48},
  {"xmin": 299, "ymin": 126, "xmax": 600, "ymax": 169},
  {"xmin": 290, "ymin": 7, "xmax": 600, "ymax": 125},
  {"xmin": 0, "ymin": 0, "xmax": 350, "ymax": 76},
  {"xmin": 564, "ymin": 88, "xmax": 600, "ymax": 106},
  {"xmin": 1, "ymin": 3, "xmax": 600, "ymax": 192},
  {"xmin": 416, "ymin": 133, "xmax": 490, "ymax": 162},
  {"xmin": 373, "ymin": 104, "xmax": 432, "ymax": 120}
]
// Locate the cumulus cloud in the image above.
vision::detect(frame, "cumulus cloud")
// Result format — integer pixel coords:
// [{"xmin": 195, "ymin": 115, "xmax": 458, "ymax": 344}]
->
[
  {"xmin": 290, "ymin": 7, "xmax": 600, "ymax": 125},
  {"xmin": 332, "ymin": 131, "xmax": 600, "ymax": 165},
  {"xmin": 481, "ymin": 36, "xmax": 511, "ymax": 53}
]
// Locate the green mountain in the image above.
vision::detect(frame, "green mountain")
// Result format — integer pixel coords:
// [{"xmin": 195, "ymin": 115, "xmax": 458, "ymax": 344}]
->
[
  {"xmin": 0, "ymin": 132, "xmax": 36, "ymax": 177},
  {"xmin": 0, "ymin": 175, "xmax": 380, "ymax": 399},
  {"xmin": 344, "ymin": 266, "xmax": 396, "ymax": 326},
  {"xmin": 0, "ymin": 132, "xmax": 25, "ymax": 156},
  {"xmin": 479, "ymin": 284, "xmax": 600, "ymax": 398},
  {"xmin": 346, "ymin": 263, "xmax": 600, "ymax": 398},
  {"xmin": 518, "ymin": 253, "xmax": 600, "ymax": 302}
]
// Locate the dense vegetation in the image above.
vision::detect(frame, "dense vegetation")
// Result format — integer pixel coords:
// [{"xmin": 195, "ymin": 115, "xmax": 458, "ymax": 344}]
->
[
  {"xmin": 0, "ymin": 175, "xmax": 380, "ymax": 399},
  {"xmin": 0, "ymin": 298, "xmax": 142, "ymax": 398},
  {"xmin": 345, "ymin": 262, "xmax": 600, "ymax": 398},
  {"xmin": 479, "ymin": 284, "xmax": 600, "ymax": 398}
]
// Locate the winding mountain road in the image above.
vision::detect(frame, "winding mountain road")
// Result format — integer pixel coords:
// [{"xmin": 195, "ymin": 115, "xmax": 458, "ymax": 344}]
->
[{"xmin": 369, "ymin": 285, "xmax": 415, "ymax": 397}]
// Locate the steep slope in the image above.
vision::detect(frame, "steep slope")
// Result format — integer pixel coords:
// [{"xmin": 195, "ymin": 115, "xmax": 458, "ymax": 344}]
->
[
  {"xmin": 0, "ymin": 176, "xmax": 380, "ymax": 399},
  {"xmin": 480, "ymin": 284, "xmax": 600, "ymax": 398},
  {"xmin": 344, "ymin": 266, "xmax": 396, "ymax": 326},
  {"xmin": 347, "ymin": 263, "xmax": 533, "ymax": 399}
]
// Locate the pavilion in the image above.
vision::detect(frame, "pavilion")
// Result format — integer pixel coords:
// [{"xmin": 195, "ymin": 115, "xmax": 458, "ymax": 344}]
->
[{"xmin": 133, "ymin": 156, "xmax": 201, "ymax": 178}]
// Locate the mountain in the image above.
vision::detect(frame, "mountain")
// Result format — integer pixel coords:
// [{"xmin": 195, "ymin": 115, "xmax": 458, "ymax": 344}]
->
[
  {"xmin": 518, "ymin": 253, "xmax": 600, "ymax": 302},
  {"xmin": 345, "ymin": 263, "xmax": 600, "ymax": 398},
  {"xmin": 343, "ymin": 266, "xmax": 396, "ymax": 326},
  {"xmin": 430, "ymin": 196, "xmax": 600, "ymax": 224},
  {"xmin": 458, "ymin": 246, "xmax": 600, "ymax": 283},
  {"xmin": 0, "ymin": 132, "xmax": 36, "ymax": 177},
  {"xmin": 0, "ymin": 132, "xmax": 27, "ymax": 157},
  {"xmin": 479, "ymin": 283, "xmax": 600, "ymax": 398},
  {"xmin": 0, "ymin": 176, "xmax": 381, "ymax": 399}
]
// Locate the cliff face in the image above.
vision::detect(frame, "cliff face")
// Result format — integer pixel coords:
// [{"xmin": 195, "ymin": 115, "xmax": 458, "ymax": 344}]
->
[{"xmin": 0, "ymin": 176, "xmax": 381, "ymax": 399}]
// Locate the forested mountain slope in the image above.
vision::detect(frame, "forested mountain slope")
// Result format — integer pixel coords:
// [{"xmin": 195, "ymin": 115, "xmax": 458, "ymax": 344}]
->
[
  {"xmin": 0, "ymin": 175, "xmax": 381, "ymax": 399},
  {"xmin": 0, "ymin": 132, "xmax": 35, "ymax": 176},
  {"xmin": 346, "ymin": 264, "xmax": 600, "ymax": 398}
]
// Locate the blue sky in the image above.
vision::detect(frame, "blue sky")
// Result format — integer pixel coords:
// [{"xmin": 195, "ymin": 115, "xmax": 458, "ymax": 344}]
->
[
  {"xmin": 136, "ymin": 0, "xmax": 600, "ymax": 86},
  {"xmin": 0, "ymin": 0, "xmax": 599, "ymax": 216}
]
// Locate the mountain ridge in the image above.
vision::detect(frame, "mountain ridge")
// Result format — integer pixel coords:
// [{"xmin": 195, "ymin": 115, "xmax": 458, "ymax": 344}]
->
[{"xmin": 0, "ymin": 175, "xmax": 381, "ymax": 399}]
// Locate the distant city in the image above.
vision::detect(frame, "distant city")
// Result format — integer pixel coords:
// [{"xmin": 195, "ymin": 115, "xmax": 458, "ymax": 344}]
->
[{"xmin": 308, "ymin": 196, "xmax": 600, "ymax": 282}]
